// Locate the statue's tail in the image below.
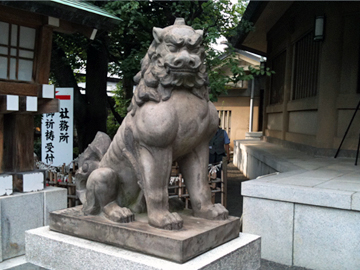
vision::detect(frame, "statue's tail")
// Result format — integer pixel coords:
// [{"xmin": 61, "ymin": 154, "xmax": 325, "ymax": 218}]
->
[{"xmin": 75, "ymin": 132, "xmax": 111, "ymax": 205}]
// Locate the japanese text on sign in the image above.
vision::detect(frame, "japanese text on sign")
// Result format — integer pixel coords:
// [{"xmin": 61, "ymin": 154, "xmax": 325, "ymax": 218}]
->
[{"xmin": 41, "ymin": 88, "xmax": 74, "ymax": 166}]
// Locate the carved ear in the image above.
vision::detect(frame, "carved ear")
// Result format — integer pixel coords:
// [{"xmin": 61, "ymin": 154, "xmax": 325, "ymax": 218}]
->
[
  {"xmin": 153, "ymin": 27, "xmax": 164, "ymax": 43},
  {"xmin": 195, "ymin": 29, "xmax": 204, "ymax": 37},
  {"xmin": 87, "ymin": 144, "xmax": 104, "ymax": 162}
]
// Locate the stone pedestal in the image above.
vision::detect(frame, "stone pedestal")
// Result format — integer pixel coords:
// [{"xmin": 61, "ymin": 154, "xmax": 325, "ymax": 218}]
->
[
  {"xmin": 26, "ymin": 226, "xmax": 261, "ymax": 270},
  {"xmin": 48, "ymin": 206, "xmax": 240, "ymax": 263}
]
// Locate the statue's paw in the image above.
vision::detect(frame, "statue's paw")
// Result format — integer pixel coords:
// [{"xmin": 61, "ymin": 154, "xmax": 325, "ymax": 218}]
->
[
  {"xmin": 149, "ymin": 211, "xmax": 183, "ymax": 230},
  {"xmin": 194, "ymin": 203, "xmax": 229, "ymax": 220},
  {"xmin": 103, "ymin": 201, "xmax": 135, "ymax": 223}
]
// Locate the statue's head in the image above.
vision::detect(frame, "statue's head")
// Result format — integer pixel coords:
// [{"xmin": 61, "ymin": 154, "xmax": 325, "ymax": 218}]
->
[
  {"xmin": 129, "ymin": 18, "xmax": 208, "ymax": 114},
  {"xmin": 75, "ymin": 132, "xmax": 111, "ymax": 203},
  {"xmin": 150, "ymin": 18, "xmax": 206, "ymax": 87}
]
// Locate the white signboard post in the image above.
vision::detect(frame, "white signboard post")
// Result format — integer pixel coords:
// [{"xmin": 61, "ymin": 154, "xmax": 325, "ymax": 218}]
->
[{"xmin": 42, "ymin": 88, "xmax": 74, "ymax": 166}]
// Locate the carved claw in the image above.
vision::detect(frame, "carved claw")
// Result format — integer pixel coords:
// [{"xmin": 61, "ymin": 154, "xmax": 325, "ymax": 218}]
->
[
  {"xmin": 103, "ymin": 201, "xmax": 135, "ymax": 223},
  {"xmin": 194, "ymin": 203, "xmax": 229, "ymax": 220},
  {"xmin": 149, "ymin": 212, "xmax": 183, "ymax": 230}
]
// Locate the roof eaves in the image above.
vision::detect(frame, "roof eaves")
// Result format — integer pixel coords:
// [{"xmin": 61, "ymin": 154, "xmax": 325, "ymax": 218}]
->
[
  {"xmin": 228, "ymin": 0, "xmax": 268, "ymax": 51},
  {"xmin": 0, "ymin": 0, "xmax": 121, "ymax": 30},
  {"xmin": 50, "ymin": 0, "xmax": 120, "ymax": 21},
  {"xmin": 218, "ymin": 48, "xmax": 262, "ymax": 62}
]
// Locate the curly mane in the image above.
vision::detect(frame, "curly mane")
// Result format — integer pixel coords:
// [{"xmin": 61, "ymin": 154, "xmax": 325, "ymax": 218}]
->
[{"xmin": 128, "ymin": 24, "xmax": 209, "ymax": 116}]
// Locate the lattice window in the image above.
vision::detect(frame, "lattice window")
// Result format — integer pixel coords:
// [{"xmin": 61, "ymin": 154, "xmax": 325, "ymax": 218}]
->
[
  {"xmin": 292, "ymin": 31, "xmax": 320, "ymax": 100},
  {"xmin": 218, "ymin": 110, "xmax": 231, "ymax": 138},
  {"xmin": 0, "ymin": 21, "xmax": 36, "ymax": 82},
  {"xmin": 269, "ymin": 50, "xmax": 286, "ymax": 105}
]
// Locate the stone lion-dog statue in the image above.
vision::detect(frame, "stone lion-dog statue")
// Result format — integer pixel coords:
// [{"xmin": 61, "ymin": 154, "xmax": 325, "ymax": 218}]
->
[{"xmin": 76, "ymin": 18, "xmax": 228, "ymax": 230}]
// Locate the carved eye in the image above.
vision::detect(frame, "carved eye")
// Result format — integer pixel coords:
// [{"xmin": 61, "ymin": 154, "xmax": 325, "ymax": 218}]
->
[
  {"xmin": 82, "ymin": 162, "xmax": 89, "ymax": 173},
  {"xmin": 167, "ymin": 44, "xmax": 177, "ymax": 52}
]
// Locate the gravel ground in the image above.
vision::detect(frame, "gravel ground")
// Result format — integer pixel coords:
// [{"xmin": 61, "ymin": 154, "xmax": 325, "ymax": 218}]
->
[{"xmin": 225, "ymin": 163, "xmax": 248, "ymax": 218}]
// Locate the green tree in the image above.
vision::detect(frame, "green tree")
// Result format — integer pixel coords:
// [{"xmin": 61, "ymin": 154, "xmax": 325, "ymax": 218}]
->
[
  {"xmin": 50, "ymin": 0, "xmax": 252, "ymax": 153},
  {"xmin": 103, "ymin": 0, "xmax": 249, "ymax": 100},
  {"xmin": 51, "ymin": 32, "xmax": 109, "ymax": 153}
]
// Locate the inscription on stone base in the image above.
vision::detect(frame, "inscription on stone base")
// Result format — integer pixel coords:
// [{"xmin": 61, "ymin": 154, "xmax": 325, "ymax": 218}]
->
[{"xmin": 49, "ymin": 206, "xmax": 240, "ymax": 263}]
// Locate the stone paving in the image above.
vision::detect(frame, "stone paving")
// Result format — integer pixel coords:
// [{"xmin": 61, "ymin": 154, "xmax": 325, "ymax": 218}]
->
[
  {"xmin": 236, "ymin": 141, "xmax": 360, "ymax": 211},
  {"xmin": 260, "ymin": 259, "xmax": 312, "ymax": 270}
]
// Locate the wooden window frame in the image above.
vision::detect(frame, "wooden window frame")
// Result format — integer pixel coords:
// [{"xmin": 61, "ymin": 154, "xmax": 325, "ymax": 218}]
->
[
  {"xmin": 291, "ymin": 31, "xmax": 321, "ymax": 100},
  {"xmin": 0, "ymin": 20, "xmax": 37, "ymax": 83},
  {"xmin": 217, "ymin": 110, "xmax": 231, "ymax": 138}
]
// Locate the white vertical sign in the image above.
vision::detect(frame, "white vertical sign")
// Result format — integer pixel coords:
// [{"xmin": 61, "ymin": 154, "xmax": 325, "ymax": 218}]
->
[{"xmin": 42, "ymin": 88, "xmax": 74, "ymax": 166}]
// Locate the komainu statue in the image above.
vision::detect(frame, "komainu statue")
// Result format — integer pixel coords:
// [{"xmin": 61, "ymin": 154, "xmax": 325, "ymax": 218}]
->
[{"xmin": 76, "ymin": 18, "xmax": 228, "ymax": 230}]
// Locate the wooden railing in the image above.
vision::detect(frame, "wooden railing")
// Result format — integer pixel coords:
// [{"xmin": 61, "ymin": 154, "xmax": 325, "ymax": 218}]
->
[
  {"xmin": 168, "ymin": 157, "xmax": 227, "ymax": 209},
  {"xmin": 40, "ymin": 162, "xmax": 79, "ymax": 208},
  {"xmin": 43, "ymin": 158, "xmax": 228, "ymax": 210}
]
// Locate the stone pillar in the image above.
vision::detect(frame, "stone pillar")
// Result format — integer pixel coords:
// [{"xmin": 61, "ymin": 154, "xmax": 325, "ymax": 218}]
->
[
  {"xmin": 316, "ymin": 3, "xmax": 342, "ymax": 149},
  {"xmin": 0, "ymin": 114, "xmax": 3, "ymax": 173},
  {"xmin": 282, "ymin": 38, "xmax": 294, "ymax": 140}
]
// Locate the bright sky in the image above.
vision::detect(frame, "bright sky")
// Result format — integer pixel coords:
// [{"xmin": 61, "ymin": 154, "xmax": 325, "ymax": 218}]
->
[
  {"xmin": 211, "ymin": 0, "xmax": 244, "ymax": 52},
  {"xmin": 212, "ymin": 36, "xmax": 228, "ymax": 52}
]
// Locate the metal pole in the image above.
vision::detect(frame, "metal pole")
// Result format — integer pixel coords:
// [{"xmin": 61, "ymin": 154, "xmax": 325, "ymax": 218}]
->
[
  {"xmin": 249, "ymin": 78, "xmax": 255, "ymax": 132},
  {"xmin": 355, "ymin": 133, "xmax": 360, "ymax": 166},
  {"xmin": 334, "ymin": 99, "xmax": 360, "ymax": 158}
]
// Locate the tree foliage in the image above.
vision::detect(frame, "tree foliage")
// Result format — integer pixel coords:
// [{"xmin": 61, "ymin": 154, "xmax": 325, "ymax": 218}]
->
[{"xmin": 102, "ymin": 0, "xmax": 249, "ymax": 101}]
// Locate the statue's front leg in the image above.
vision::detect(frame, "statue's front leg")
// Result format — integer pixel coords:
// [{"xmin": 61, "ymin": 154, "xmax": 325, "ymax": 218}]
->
[
  {"xmin": 178, "ymin": 142, "xmax": 228, "ymax": 220},
  {"xmin": 139, "ymin": 146, "xmax": 183, "ymax": 230},
  {"xmin": 84, "ymin": 167, "xmax": 134, "ymax": 223}
]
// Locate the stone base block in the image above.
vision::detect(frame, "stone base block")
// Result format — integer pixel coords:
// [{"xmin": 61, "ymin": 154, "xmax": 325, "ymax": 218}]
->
[
  {"xmin": 22, "ymin": 171, "xmax": 45, "ymax": 192},
  {"xmin": 49, "ymin": 206, "xmax": 240, "ymax": 263},
  {"xmin": 0, "ymin": 170, "xmax": 45, "ymax": 195},
  {"xmin": 245, "ymin": 132, "xmax": 263, "ymax": 140},
  {"xmin": 0, "ymin": 187, "xmax": 67, "ymax": 262},
  {"xmin": 0, "ymin": 175, "xmax": 12, "ymax": 195},
  {"xmin": 26, "ymin": 226, "xmax": 261, "ymax": 270}
]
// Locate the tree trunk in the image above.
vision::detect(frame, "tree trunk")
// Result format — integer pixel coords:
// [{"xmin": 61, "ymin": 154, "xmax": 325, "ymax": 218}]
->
[
  {"xmin": 83, "ymin": 38, "xmax": 108, "ymax": 151},
  {"xmin": 123, "ymin": 72, "xmax": 134, "ymax": 100},
  {"xmin": 51, "ymin": 41, "xmax": 87, "ymax": 153},
  {"xmin": 51, "ymin": 37, "xmax": 109, "ymax": 154}
]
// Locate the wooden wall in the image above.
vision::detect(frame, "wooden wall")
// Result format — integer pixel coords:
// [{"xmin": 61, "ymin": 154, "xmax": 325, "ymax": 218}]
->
[{"xmin": 3, "ymin": 115, "xmax": 34, "ymax": 172}]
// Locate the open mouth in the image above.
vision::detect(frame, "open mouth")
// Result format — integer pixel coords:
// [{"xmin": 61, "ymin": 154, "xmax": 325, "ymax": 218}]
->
[{"xmin": 169, "ymin": 68, "xmax": 196, "ymax": 73}]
